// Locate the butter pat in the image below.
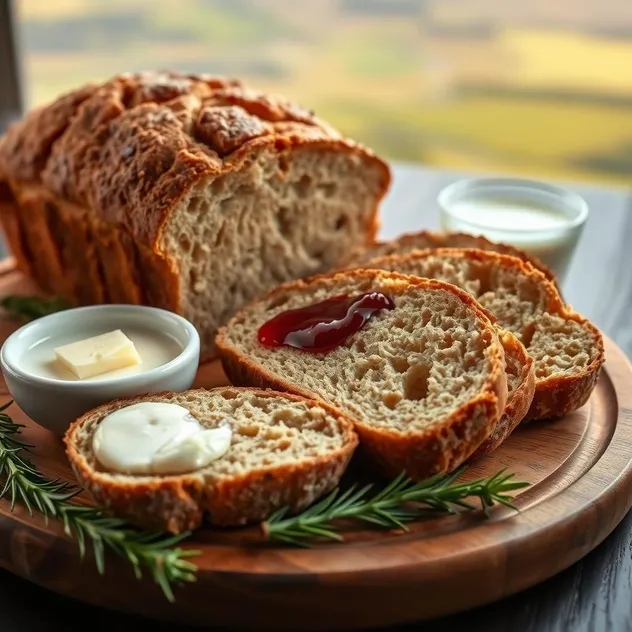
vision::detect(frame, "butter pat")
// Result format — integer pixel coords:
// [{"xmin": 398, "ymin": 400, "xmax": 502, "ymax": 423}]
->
[{"xmin": 54, "ymin": 330, "xmax": 141, "ymax": 379}]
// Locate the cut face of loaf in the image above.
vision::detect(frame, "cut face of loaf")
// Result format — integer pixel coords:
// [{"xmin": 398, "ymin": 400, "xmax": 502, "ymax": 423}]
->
[
  {"xmin": 65, "ymin": 388, "xmax": 358, "ymax": 533},
  {"xmin": 165, "ymin": 145, "xmax": 388, "ymax": 356},
  {"xmin": 0, "ymin": 72, "xmax": 390, "ymax": 357},
  {"xmin": 340, "ymin": 230, "xmax": 557, "ymax": 287},
  {"xmin": 358, "ymin": 248, "xmax": 604, "ymax": 420},
  {"xmin": 216, "ymin": 269, "xmax": 509, "ymax": 480}
]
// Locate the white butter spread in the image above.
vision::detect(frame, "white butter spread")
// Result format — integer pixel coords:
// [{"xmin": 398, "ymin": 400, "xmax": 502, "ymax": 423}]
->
[
  {"xmin": 54, "ymin": 330, "xmax": 140, "ymax": 379},
  {"xmin": 92, "ymin": 402, "xmax": 232, "ymax": 475}
]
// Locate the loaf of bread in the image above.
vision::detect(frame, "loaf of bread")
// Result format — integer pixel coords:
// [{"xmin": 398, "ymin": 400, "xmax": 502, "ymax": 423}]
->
[
  {"xmin": 0, "ymin": 71, "xmax": 390, "ymax": 357},
  {"xmin": 341, "ymin": 229, "xmax": 556, "ymax": 285},
  {"xmin": 216, "ymin": 269, "xmax": 509, "ymax": 480},
  {"xmin": 355, "ymin": 248, "xmax": 604, "ymax": 420},
  {"xmin": 65, "ymin": 387, "xmax": 358, "ymax": 533}
]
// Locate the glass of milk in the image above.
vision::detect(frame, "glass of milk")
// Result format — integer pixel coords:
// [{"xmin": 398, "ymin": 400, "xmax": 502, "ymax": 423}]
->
[{"xmin": 438, "ymin": 177, "xmax": 589, "ymax": 282}]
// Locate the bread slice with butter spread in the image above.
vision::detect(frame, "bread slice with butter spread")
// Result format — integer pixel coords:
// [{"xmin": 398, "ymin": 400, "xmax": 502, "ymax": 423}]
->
[{"xmin": 65, "ymin": 388, "xmax": 358, "ymax": 534}]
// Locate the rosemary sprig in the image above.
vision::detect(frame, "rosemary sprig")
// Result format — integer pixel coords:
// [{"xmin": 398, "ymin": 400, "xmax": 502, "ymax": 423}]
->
[
  {"xmin": 0, "ymin": 402, "xmax": 200, "ymax": 601},
  {"xmin": 262, "ymin": 467, "xmax": 530, "ymax": 546},
  {"xmin": 0, "ymin": 295, "xmax": 70, "ymax": 322}
]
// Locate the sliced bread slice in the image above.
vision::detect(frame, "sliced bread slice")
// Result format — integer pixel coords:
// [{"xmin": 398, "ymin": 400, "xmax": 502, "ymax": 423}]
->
[
  {"xmin": 340, "ymin": 230, "xmax": 556, "ymax": 286},
  {"xmin": 65, "ymin": 387, "xmax": 358, "ymax": 534},
  {"xmin": 473, "ymin": 330, "xmax": 535, "ymax": 458},
  {"xmin": 216, "ymin": 269, "xmax": 509, "ymax": 480},
  {"xmin": 356, "ymin": 248, "xmax": 604, "ymax": 420}
]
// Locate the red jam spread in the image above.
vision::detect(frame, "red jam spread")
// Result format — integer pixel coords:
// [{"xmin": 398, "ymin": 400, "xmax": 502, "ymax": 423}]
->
[{"xmin": 257, "ymin": 291, "xmax": 395, "ymax": 353}]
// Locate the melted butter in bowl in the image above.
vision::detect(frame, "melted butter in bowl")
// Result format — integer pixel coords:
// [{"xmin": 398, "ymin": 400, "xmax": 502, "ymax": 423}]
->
[{"xmin": 0, "ymin": 305, "xmax": 200, "ymax": 436}]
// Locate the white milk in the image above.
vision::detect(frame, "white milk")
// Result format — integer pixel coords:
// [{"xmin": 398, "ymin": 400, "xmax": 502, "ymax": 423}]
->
[{"xmin": 439, "ymin": 181, "xmax": 588, "ymax": 280}]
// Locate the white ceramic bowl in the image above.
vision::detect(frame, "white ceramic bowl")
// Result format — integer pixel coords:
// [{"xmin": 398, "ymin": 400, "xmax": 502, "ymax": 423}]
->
[{"xmin": 0, "ymin": 305, "xmax": 200, "ymax": 436}]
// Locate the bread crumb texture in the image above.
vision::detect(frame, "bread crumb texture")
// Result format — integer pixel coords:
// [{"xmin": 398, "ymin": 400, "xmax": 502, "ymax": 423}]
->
[
  {"xmin": 360, "ymin": 248, "xmax": 604, "ymax": 419},
  {"xmin": 224, "ymin": 272, "xmax": 501, "ymax": 432}
]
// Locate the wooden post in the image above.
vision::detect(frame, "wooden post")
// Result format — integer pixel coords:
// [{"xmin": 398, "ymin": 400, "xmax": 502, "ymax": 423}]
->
[{"xmin": 0, "ymin": 0, "xmax": 23, "ymax": 134}]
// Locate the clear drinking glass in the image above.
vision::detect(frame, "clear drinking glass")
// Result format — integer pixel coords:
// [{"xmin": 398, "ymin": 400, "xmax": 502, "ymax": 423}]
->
[{"xmin": 438, "ymin": 177, "xmax": 589, "ymax": 282}]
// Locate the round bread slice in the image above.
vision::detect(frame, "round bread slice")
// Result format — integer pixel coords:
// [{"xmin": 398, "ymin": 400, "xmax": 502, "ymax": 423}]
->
[
  {"xmin": 216, "ymin": 269, "xmax": 509, "ymax": 481},
  {"xmin": 357, "ymin": 248, "xmax": 604, "ymax": 420},
  {"xmin": 340, "ymin": 229, "xmax": 557, "ymax": 287},
  {"xmin": 472, "ymin": 329, "xmax": 535, "ymax": 458},
  {"xmin": 65, "ymin": 387, "xmax": 358, "ymax": 534}
]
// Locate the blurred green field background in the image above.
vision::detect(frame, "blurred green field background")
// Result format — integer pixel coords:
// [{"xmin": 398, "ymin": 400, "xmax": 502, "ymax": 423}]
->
[{"xmin": 15, "ymin": 0, "xmax": 632, "ymax": 187}]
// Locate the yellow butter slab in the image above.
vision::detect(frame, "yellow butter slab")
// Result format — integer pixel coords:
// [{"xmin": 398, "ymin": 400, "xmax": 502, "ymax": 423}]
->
[{"xmin": 54, "ymin": 329, "xmax": 141, "ymax": 379}]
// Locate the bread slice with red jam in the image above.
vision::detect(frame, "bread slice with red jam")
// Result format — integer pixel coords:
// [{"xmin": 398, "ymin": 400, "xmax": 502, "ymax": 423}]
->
[{"xmin": 216, "ymin": 269, "xmax": 509, "ymax": 480}]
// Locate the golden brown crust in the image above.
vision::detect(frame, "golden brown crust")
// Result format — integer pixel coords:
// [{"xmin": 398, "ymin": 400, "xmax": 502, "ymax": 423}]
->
[
  {"xmin": 355, "ymin": 394, "xmax": 501, "ymax": 479},
  {"xmin": 361, "ymin": 248, "xmax": 604, "ymax": 422},
  {"xmin": 0, "ymin": 83, "xmax": 98, "ymax": 182},
  {"xmin": 195, "ymin": 105, "xmax": 270, "ymax": 156},
  {"xmin": 9, "ymin": 188, "xmax": 66, "ymax": 296},
  {"xmin": 202, "ymin": 453, "xmax": 353, "ymax": 527},
  {"xmin": 342, "ymin": 229, "xmax": 558, "ymax": 288},
  {"xmin": 64, "ymin": 388, "xmax": 358, "ymax": 534},
  {"xmin": 49, "ymin": 199, "xmax": 108, "ymax": 304},
  {"xmin": 216, "ymin": 269, "xmax": 509, "ymax": 481},
  {"xmin": 92, "ymin": 221, "xmax": 144, "ymax": 305},
  {"xmin": 135, "ymin": 241, "xmax": 181, "ymax": 312},
  {"xmin": 471, "ymin": 330, "xmax": 535, "ymax": 458}
]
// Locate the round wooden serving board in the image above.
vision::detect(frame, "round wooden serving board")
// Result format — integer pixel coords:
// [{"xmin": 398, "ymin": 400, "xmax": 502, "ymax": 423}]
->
[{"xmin": 0, "ymin": 260, "xmax": 631, "ymax": 631}]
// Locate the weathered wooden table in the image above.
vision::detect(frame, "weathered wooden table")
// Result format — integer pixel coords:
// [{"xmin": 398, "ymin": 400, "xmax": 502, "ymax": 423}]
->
[{"xmin": 1, "ymin": 164, "xmax": 631, "ymax": 632}]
